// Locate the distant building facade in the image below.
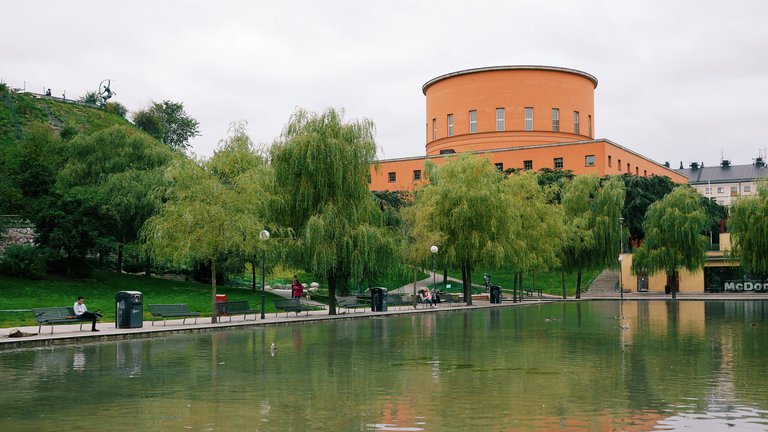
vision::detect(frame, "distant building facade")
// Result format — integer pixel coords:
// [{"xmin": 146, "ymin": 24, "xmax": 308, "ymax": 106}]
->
[
  {"xmin": 675, "ymin": 158, "xmax": 768, "ymax": 206},
  {"xmin": 369, "ymin": 66, "xmax": 686, "ymax": 191}
]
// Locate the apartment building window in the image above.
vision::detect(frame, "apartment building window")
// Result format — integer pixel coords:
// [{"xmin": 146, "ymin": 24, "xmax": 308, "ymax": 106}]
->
[
  {"xmin": 447, "ymin": 114, "xmax": 454, "ymax": 137},
  {"xmin": 585, "ymin": 155, "xmax": 595, "ymax": 167},
  {"xmin": 744, "ymin": 185, "xmax": 752, "ymax": 193},
  {"xmin": 705, "ymin": 187, "xmax": 712, "ymax": 194},
  {"xmin": 588, "ymin": 115, "xmax": 592, "ymax": 137},
  {"xmin": 413, "ymin": 170, "xmax": 422, "ymax": 181},
  {"xmin": 469, "ymin": 110, "xmax": 477, "ymax": 133},
  {"xmin": 554, "ymin": 157, "xmax": 564, "ymax": 169},
  {"xmin": 552, "ymin": 108, "xmax": 560, "ymax": 132},
  {"xmin": 432, "ymin": 118, "xmax": 437, "ymax": 141},
  {"xmin": 524, "ymin": 160, "xmax": 533, "ymax": 170},
  {"xmin": 608, "ymin": 155, "xmax": 612, "ymax": 167},
  {"xmin": 731, "ymin": 186, "xmax": 738, "ymax": 196},
  {"xmin": 388, "ymin": 172, "xmax": 396, "ymax": 183},
  {"xmin": 524, "ymin": 107, "xmax": 534, "ymax": 131},
  {"xmin": 574, "ymin": 111, "xmax": 580, "ymax": 134},
  {"xmin": 717, "ymin": 186, "xmax": 724, "ymax": 194},
  {"xmin": 496, "ymin": 108, "xmax": 505, "ymax": 131},
  {"xmin": 495, "ymin": 162, "xmax": 504, "ymax": 172}
]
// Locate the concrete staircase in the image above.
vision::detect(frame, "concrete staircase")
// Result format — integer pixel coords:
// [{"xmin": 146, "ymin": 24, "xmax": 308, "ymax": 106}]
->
[{"xmin": 583, "ymin": 269, "xmax": 619, "ymax": 297}]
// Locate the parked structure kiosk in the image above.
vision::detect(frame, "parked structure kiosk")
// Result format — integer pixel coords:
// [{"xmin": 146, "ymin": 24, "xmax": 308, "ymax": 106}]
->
[{"xmin": 115, "ymin": 291, "xmax": 143, "ymax": 328}]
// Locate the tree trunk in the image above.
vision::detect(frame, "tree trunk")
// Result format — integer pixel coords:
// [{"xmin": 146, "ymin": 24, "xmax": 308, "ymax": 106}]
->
[
  {"xmin": 512, "ymin": 271, "xmax": 518, "ymax": 303},
  {"xmin": 117, "ymin": 243, "xmax": 124, "ymax": 273},
  {"xmin": 576, "ymin": 269, "xmax": 582, "ymax": 299},
  {"xmin": 532, "ymin": 270, "xmax": 536, "ymax": 294},
  {"xmin": 462, "ymin": 260, "xmax": 473, "ymax": 306},
  {"xmin": 144, "ymin": 255, "xmax": 151, "ymax": 277},
  {"xmin": 328, "ymin": 272, "xmax": 337, "ymax": 315},
  {"xmin": 668, "ymin": 270, "xmax": 679, "ymax": 299},
  {"xmin": 443, "ymin": 267, "xmax": 447, "ymax": 283},
  {"xmin": 211, "ymin": 259, "xmax": 218, "ymax": 324},
  {"xmin": 561, "ymin": 271, "xmax": 566, "ymax": 299},
  {"xmin": 251, "ymin": 259, "xmax": 257, "ymax": 293}
]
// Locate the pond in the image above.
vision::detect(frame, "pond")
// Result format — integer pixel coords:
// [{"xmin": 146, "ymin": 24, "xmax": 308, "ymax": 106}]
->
[{"xmin": 1, "ymin": 300, "xmax": 767, "ymax": 431}]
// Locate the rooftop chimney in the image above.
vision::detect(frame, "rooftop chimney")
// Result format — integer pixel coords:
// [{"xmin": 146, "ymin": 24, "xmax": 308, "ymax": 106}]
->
[
  {"xmin": 755, "ymin": 157, "xmax": 765, "ymax": 168},
  {"xmin": 690, "ymin": 162, "xmax": 699, "ymax": 170},
  {"xmin": 721, "ymin": 160, "xmax": 731, "ymax": 168}
]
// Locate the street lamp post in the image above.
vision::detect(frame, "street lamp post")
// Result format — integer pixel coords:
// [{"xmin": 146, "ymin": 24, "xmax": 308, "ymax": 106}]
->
[
  {"xmin": 618, "ymin": 217, "xmax": 624, "ymax": 300},
  {"xmin": 259, "ymin": 230, "xmax": 270, "ymax": 319},
  {"xmin": 430, "ymin": 245, "xmax": 438, "ymax": 297}
]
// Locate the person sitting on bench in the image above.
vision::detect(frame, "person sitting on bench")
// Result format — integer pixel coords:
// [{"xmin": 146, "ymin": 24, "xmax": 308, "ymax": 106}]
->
[{"xmin": 73, "ymin": 296, "xmax": 102, "ymax": 332}]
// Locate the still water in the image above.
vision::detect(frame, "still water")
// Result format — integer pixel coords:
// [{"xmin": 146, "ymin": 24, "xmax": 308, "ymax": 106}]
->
[{"xmin": 1, "ymin": 300, "xmax": 767, "ymax": 431}]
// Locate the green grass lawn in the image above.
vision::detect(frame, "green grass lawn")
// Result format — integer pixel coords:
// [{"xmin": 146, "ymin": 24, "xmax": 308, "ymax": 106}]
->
[
  {"xmin": 0, "ymin": 271, "xmax": 287, "ymax": 328},
  {"xmin": 428, "ymin": 268, "xmax": 603, "ymax": 297}
]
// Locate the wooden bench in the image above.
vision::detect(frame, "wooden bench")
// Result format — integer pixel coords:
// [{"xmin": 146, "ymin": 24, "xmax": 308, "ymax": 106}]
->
[
  {"xmin": 148, "ymin": 304, "xmax": 200, "ymax": 326},
  {"xmin": 274, "ymin": 299, "xmax": 313, "ymax": 317},
  {"xmin": 336, "ymin": 296, "xmax": 368, "ymax": 313},
  {"xmin": 435, "ymin": 291, "xmax": 457, "ymax": 306},
  {"xmin": 32, "ymin": 307, "xmax": 100, "ymax": 334},
  {"xmin": 216, "ymin": 300, "xmax": 260, "ymax": 322}
]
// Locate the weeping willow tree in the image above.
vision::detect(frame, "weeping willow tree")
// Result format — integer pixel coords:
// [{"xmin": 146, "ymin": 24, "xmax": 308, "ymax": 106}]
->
[
  {"xmin": 407, "ymin": 154, "xmax": 519, "ymax": 305},
  {"xmin": 561, "ymin": 175, "xmax": 626, "ymax": 298},
  {"xmin": 631, "ymin": 186, "xmax": 709, "ymax": 299},
  {"xmin": 728, "ymin": 179, "xmax": 768, "ymax": 277},
  {"xmin": 142, "ymin": 123, "xmax": 272, "ymax": 322},
  {"xmin": 270, "ymin": 108, "xmax": 399, "ymax": 315}
]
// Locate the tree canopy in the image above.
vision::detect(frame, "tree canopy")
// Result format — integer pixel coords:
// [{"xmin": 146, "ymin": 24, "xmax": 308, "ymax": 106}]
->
[
  {"xmin": 132, "ymin": 100, "xmax": 200, "ymax": 151},
  {"xmin": 270, "ymin": 108, "xmax": 399, "ymax": 314},
  {"xmin": 728, "ymin": 179, "xmax": 768, "ymax": 277},
  {"xmin": 631, "ymin": 186, "xmax": 709, "ymax": 298}
]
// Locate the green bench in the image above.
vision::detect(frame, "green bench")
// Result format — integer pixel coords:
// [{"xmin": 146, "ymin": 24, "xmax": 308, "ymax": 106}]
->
[
  {"xmin": 216, "ymin": 300, "xmax": 260, "ymax": 322},
  {"xmin": 32, "ymin": 307, "xmax": 100, "ymax": 334},
  {"xmin": 274, "ymin": 299, "xmax": 314, "ymax": 317},
  {"xmin": 386, "ymin": 294, "xmax": 413, "ymax": 310},
  {"xmin": 336, "ymin": 296, "xmax": 368, "ymax": 313},
  {"xmin": 148, "ymin": 304, "xmax": 200, "ymax": 326}
]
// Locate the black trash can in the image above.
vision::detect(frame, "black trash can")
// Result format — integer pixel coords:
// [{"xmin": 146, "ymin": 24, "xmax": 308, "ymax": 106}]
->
[
  {"xmin": 490, "ymin": 285, "xmax": 502, "ymax": 304},
  {"xmin": 116, "ymin": 291, "xmax": 143, "ymax": 328},
  {"xmin": 370, "ymin": 287, "xmax": 388, "ymax": 312}
]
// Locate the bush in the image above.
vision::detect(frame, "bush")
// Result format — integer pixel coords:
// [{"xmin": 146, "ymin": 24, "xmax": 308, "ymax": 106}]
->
[
  {"xmin": 104, "ymin": 102, "xmax": 128, "ymax": 118},
  {"xmin": 0, "ymin": 244, "xmax": 47, "ymax": 279},
  {"xmin": 59, "ymin": 124, "xmax": 79, "ymax": 141}
]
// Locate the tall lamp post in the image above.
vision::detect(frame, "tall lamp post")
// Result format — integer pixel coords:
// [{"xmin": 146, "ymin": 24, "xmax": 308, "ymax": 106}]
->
[
  {"xmin": 618, "ymin": 217, "xmax": 624, "ymax": 300},
  {"xmin": 430, "ymin": 245, "xmax": 438, "ymax": 295},
  {"xmin": 259, "ymin": 230, "xmax": 270, "ymax": 319}
]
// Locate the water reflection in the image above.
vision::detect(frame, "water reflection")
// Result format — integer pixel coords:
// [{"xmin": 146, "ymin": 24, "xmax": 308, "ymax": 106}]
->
[{"xmin": 0, "ymin": 300, "xmax": 766, "ymax": 431}]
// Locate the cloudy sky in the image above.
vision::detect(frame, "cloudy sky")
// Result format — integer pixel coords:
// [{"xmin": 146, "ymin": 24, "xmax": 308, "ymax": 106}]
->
[{"xmin": 3, "ymin": 0, "xmax": 767, "ymax": 167}]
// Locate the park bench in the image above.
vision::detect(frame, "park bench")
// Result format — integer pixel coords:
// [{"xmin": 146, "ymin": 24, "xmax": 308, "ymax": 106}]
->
[
  {"xmin": 216, "ymin": 300, "xmax": 260, "ymax": 322},
  {"xmin": 32, "ymin": 307, "xmax": 100, "ymax": 334},
  {"xmin": 386, "ymin": 294, "xmax": 413, "ymax": 310},
  {"xmin": 435, "ymin": 291, "xmax": 457, "ymax": 306},
  {"xmin": 148, "ymin": 304, "xmax": 200, "ymax": 326},
  {"xmin": 274, "ymin": 299, "xmax": 314, "ymax": 317},
  {"xmin": 336, "ymin": 296, "xmax": 368, "ymax": 313}
]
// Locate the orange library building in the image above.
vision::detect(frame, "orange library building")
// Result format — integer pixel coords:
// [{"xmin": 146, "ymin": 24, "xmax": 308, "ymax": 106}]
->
[{"xmin": 368, "ymin": 65, "xmax": 686, "ymax": 191}]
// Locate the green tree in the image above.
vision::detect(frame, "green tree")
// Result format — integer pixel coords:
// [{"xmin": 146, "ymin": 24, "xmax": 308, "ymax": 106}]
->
[
  {"xmin": 142, "ymin": 126, "xmax": 272, "ymax": 322},
  {"xmin": 408, "ymin": 154, "xmax": 519, "ymax": 305},
  {"xmin": 132, "ymin": 101, "xmax": 200, "ymax": 150},
  {"xmin": 57, "ymin": 126, "xmax": 175, "ymax": 272},
  {"xmin": 728, "ymin": 179, "xmax": 768, "ymax": 277},
  {"xmin": 561, "ymin": 175, "xmax": 626, "ymax": 298},
  {"xmin": 270, "ymin": 108, "xmax": 399, "ymax": 314},
  {"xmin": 620, "ymin": 174, "xmax": 675, "ymax": 245},
  {"xmin": 78, "ymin": 91, "xmax": 101, "ymax": 105},
  {"xmin": 631, "ymin": 186, "xmax": 709, "ymax": 298}
]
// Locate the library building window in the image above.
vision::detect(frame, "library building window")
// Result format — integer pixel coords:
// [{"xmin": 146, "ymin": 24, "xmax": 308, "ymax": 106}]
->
[
  {"xmin": 388, "ymin": 172, "xmax": 396, "ymax": 183},
  {"xmin": 523, "ymin": 160, "xmax": 533, "ymax": 170},
  {"xmin": 447, "ymin": 114, "xmax": 454, "ymax": 137},
  {"xmin": 413, "ymin": 170, "xmax": 422, "ymax": 181},
  {"xmin": 469, "ymin": 110, "xmax": 477, "ymax": 133},
  {"xmin": 554, "ymin": 157, "xmax": 564, "ymax": 169},
  {"xmin": 585, "ymin": 155, "xmax": 595, "ymax": 167},
  {"xmin": 552, "ymin": 108, "xmax": 560, "ymax": 132},
  {"xmin": 495, "ymin": 162, "xmax": 504, "ymax": 172},
  {"xmin": 524, "ymin": 107, "xmax": 534, "ymax": 131},
  {"xmin": 496, "ymin": 108, "xmax": 505, "ymax": 131}
]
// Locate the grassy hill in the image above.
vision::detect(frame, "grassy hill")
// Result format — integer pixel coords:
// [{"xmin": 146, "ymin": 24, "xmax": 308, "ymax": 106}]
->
[{"xmin": 0, "ymin": 84, "xmax": 133, "ymax": 146}]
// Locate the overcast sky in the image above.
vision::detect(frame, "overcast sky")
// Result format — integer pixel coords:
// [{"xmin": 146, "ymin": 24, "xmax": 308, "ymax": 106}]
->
[{"xmin": 3, "ymin": 0, "xmax": 767, "ymax": 167}]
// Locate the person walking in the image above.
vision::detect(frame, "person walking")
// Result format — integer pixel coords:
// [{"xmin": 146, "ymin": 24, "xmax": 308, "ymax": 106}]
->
[{"xmin": 291, "ymin": 276, "xmax": 304, "ymax": 300}]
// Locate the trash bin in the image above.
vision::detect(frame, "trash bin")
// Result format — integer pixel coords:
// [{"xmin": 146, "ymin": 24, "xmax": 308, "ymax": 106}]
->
[
  {"xmin": 490, "ymin": 285, "xmax": 502, "ymax": 304},
  {"xmin": 216, "ymin": 294, "xmax": 228, "ymax": 303},
  {"xmin": 115, "ymin": 291, "xmax": 143, "ymax": 328},
  {"xmin": 370, "ymin": 287, "xmax": 388, "ymax": 312}
]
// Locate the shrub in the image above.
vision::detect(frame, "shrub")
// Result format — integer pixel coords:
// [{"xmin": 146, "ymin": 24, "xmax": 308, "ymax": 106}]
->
[
  {"xmin": 0, "ymin": 244, "xmax": 47, "ymax": 279},
  {"xmin": 59, "ymin": 124, "xmax": 79, "ymax": 141},
  {"xmin": 104, "ymin": 102, "xmax": 128, "ymax": 118}
]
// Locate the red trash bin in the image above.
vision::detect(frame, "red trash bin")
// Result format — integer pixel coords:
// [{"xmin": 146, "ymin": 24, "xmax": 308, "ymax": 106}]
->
[{"xmin": 216, "ymin": 294, "xmax": 228, "ymax": 315}]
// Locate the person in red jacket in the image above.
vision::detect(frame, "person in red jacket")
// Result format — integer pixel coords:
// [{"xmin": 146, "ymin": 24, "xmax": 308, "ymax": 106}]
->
[{"xmin": 291, "ymin": 276, "xmax": 304, "ymax": 299}]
